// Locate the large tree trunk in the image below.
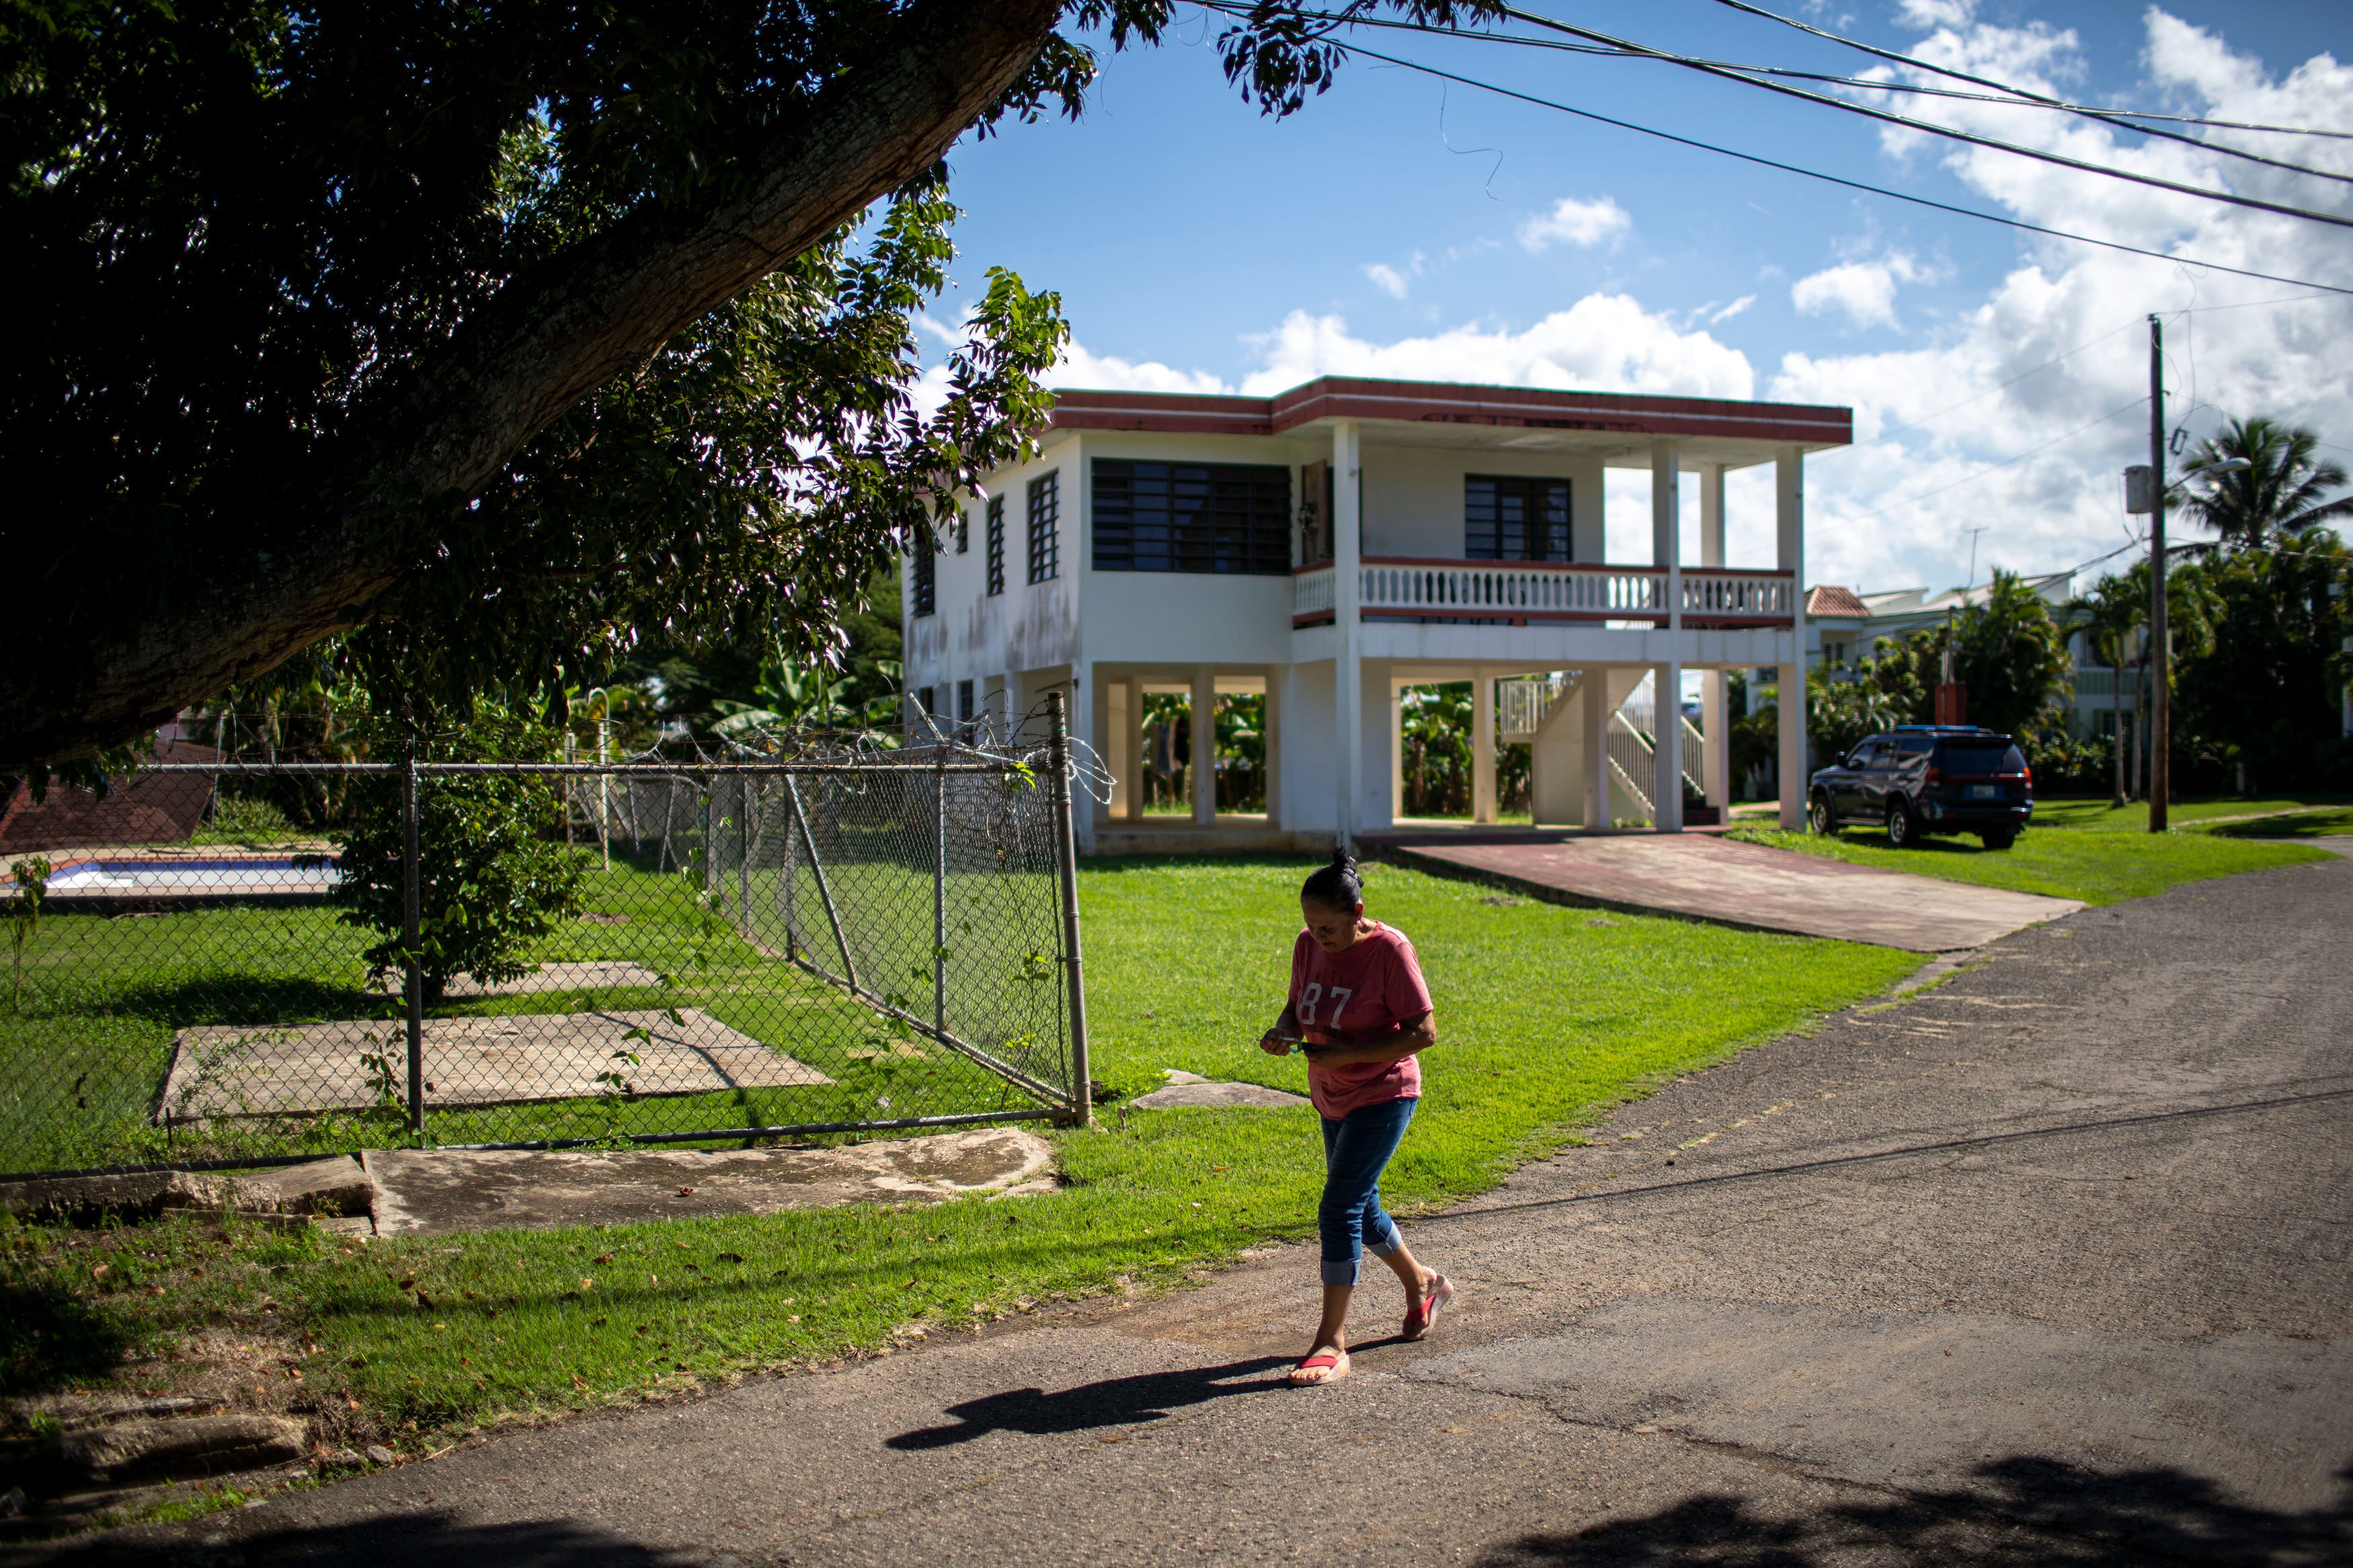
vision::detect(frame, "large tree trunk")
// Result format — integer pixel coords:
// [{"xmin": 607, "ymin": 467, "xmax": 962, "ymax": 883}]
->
[{"xmin": 3, "ymin": 0, "xmax": 1060, "ymax": 768}]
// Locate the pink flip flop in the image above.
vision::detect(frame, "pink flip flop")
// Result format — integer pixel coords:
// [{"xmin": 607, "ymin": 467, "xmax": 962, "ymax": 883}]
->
[
  {"xmin": 1287, "ymin": 1350, "xmax": 1350, "ymax": 1387},
  {"xmin": 1402, "ymin": 1272, "xmax": 1455, "ymax": 1342}
]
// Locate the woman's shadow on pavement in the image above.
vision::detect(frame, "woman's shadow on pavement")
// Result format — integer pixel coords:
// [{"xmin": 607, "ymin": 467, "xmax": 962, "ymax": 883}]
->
[{"xmin": 886, "ymin": 1354, "xmax": 1298, "ymax": 1449}]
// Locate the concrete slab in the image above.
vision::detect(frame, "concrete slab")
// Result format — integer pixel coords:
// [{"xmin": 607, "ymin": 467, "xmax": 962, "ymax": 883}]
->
[
  {"xmin": 158, "ymin": 1009, "xmax": 830, "ymax": 1122},
  {"xmin": 1128, "ymin": 1081, "xmax": 1311, "ymax": 1110},
  {"xmin": 360, "ymin": 1128, "xmax": 1056, "ymax": 1235},
  {"xmin": 366, "ymin": 960, "xmax": 663, "ymax": 999},
  {"xmin": 1384, "ymin": 832, "xmax": 2079, "ymax": 948}
]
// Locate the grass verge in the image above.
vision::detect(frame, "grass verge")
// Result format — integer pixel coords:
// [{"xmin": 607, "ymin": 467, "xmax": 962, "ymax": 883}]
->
[
  {"xmin": 1724, "ymin": 823, "xmax": 2328, "ymax": 905},
  {"xmin": 2198, "ymin": 807, "xmax": 2353, "ymax": 838},
  {"xmin": 1, "ymin": 856, "xmax": 1915, "ymax": 1495},
  {"xmin": 2029, "ymin": 794, "xmax": 2350, "ymax": 831}
]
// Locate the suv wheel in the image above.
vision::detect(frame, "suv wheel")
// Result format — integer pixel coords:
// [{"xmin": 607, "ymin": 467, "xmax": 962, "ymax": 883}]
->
[
  {"xmin": 1979, "ymin": 827, "xmax": 2017, "ymax": 851},
  {"xmin": 1808, "ymin": 792, "xmax": 1835, "ymax": 836},
  {"xmin": 1886, "ymin": 800, "xmax": 1917, "ymax": 848}
]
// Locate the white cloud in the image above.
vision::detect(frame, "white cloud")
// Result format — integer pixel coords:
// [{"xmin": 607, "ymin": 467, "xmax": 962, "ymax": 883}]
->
[
  {"xmin": 1236, "ymin": 294, "xmax": 1755, "ymax": 399},
  {"xmin": 1895, "ymin": 0, "xmax": 1973, "ymax": 28},
  {"xmin": 1792, "ymin": 254, "xmax": 1929, "ymax": 329},
  {"xmin": 1517, "ymin": 195, "xmax": 1633, "ymax": 252},
  {"xmin": 1044, "ymin": 340, "xmax": 1232, "ymax": 395},
  {"xmin": 1709, "ymin": 294, "xmax": 1758, "ymax": 325},
  {"xmin": 1361, "ymin": 251, "xmax": 1428, "ymax": 300},
  {"xmin": 1767, "ymin": 9, "xmax": 2353, "ymax": 594}
]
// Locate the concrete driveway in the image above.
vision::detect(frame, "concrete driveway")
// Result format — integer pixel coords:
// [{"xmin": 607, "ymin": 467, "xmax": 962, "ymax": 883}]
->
[
  {"xmin": 20, "ymin": 853, "xmax": 2350, "ymax": 1567},
  {"xmin": 1380, "ymin": 831, "xmax": 2081, "ymax": 949}
]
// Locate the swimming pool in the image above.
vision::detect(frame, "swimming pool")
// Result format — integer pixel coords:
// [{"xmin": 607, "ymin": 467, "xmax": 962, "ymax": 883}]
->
[{"xmin": 42, "ymin": 856, "xmax": 342, "ymax": 895}]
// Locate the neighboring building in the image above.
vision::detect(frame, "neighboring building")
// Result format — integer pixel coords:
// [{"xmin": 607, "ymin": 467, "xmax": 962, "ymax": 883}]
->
[
  {"xmin": 1803, "ymin": 573, "xmax": 2140, "ymax": 743},
  {"xmin": 903, "ymin": 376, "xmax": 1851, "ymax": 851}
]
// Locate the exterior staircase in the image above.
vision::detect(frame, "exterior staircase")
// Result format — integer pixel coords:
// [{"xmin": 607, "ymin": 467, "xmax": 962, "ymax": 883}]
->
[{"xmin": 1499, "ymin": 671, "xmax": 1712, "ymax": 826}]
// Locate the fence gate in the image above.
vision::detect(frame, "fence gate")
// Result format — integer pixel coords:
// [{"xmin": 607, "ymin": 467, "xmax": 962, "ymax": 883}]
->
[{"xmin": 0, "ymin": 704, "xmax": 1090, "ymax": 1180}]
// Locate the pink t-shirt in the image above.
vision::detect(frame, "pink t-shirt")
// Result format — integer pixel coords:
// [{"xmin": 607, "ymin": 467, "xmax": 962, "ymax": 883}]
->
[{"xmin": 1289, "ymin": 921, "xmax": 1435, "ymax": 1119}]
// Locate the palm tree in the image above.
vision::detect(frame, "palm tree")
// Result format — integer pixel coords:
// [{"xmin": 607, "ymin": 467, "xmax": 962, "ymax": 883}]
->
[{"xmin": 2178, "ymin": 417, "xmax": 2353, "ymax": 545}]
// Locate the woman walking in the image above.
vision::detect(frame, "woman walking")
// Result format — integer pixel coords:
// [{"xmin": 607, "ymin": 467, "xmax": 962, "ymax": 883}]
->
[{"xmin": 1261, "ymin": 849, "xmax": 1453, "ymax": 1387}]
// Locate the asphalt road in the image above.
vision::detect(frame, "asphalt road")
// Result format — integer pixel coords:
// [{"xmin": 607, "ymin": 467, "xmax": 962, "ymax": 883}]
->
[{"xmin": 21, "ymin": 848, "xmax": 2352, "ymax": 1567}]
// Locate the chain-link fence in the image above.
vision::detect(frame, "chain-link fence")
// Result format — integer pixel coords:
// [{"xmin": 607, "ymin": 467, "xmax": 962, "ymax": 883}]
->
[{"xmin": 0, "ymin": 702, "xmax": 1090, "ymax": 1180}]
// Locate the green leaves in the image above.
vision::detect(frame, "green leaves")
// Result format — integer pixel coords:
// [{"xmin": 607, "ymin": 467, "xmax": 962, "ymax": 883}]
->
[
  {"xmin": 329, "ymin": 705, "xmax": 588, "ymax": 1001},
  {"xmin": 9, "ymin": 855, "xmax": 51, "ymax": 1012}
]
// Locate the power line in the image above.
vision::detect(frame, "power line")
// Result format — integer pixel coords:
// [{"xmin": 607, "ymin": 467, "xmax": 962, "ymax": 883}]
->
[
  {"xmin": 1700, "ymin": 0, "xmax": 2353, "ymax": 151},
  {"xmin": 1488, "ymin": 6, "xmax": 2353, "ymax": 227},
  {"xmin": 1315, "ymin": 40, "xmax": 2353, "ymax": 298},
  {"xmin": 1228, "ymin": 7, "xmax": 2353, "ymax": 185}
]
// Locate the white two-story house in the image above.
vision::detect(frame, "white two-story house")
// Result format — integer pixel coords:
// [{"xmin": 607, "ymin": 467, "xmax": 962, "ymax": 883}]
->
[{"xmin": 903, "ymin": 376, "xmax": 1850, "ymax": 852}]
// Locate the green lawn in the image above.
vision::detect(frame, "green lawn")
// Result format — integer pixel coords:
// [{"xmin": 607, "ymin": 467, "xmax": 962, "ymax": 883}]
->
[
  {"xmin": 2028, "ymin": 794, "xmax": 2351, "ymax": 831},
  {"xmin": 1724, "ymin": 823, "xmax": 2328, "ymax": 905},
  {"xmin": 0, "ymin": 856, "xmax": 1915, "ymax": 1489}
]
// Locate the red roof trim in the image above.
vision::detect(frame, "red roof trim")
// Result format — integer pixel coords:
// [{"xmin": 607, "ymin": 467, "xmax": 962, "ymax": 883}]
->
[{"xmin": 1043, "ymin": 377, "xmax": 1850, "ymax": 446}]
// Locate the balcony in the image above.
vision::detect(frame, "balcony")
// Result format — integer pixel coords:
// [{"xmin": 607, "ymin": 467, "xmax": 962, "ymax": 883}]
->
[{"xmin": 1291, "ymin": 558, "xmax": 1795, "ymax": 629}]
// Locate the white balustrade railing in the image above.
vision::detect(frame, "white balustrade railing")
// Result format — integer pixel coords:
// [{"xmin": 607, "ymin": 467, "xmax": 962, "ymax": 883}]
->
[
  {"xmin": 1294, "ymin": 560, "xmax": 1795, "ymax": 629},
  {"xmin": 1681, "ymin": 714, "xmax": 1711, "ymax": 800},
  {"xmin": 1360, "ymin": 559, "xmax": 1667, "ymax": 621},
  {"xmin": 1292, "ymin": 565, "xmax": 1337, "ymax": 624},
  {"xmin": 1680, "ymin": 569, "xmax": 1796, "ymax": 624},
  {"xmin": 1496, "ymin": 673, "xmax": 1568, "ymax": 739},
  {"xmin": 1607, "ymin": 713, "xmax": 1655, "ymax": 817}
]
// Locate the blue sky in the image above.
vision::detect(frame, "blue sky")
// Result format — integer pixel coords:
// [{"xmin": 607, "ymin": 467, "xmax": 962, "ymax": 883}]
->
[{"xmin": 917, "ymin": 1, "xmax": 2353, "ymax": 596}]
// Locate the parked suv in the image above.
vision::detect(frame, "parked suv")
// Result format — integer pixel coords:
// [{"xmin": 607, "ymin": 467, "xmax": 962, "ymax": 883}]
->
[{"xmin": 1806, "ymin": 725, "xmax": 2033, "ymax": 849}]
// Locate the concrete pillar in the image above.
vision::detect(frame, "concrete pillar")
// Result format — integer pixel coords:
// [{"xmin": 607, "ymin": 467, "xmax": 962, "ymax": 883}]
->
[
  {"xmin": 1472, "ymin": 669, "xmax": 1497, "ymax": 825},
  {"xmin": 1096, "ymin": 669, "xmax": 1119, "ymax": 827},
  {"xmin": 1390, "ymin": 677, "xmax": 1406, "ymax": 822},
  {"xmin": 1652, "ymin": 441, "xmax": 1682, "ymax": 631},
  {"xmin": 1332, "ymin": 420, "xmax": 1363, "ymax": 848},
  {"xmin": 1120, "ymin": 677, "xmax": 1144, "ymax": 823},
  {"xmin": 1583, "ymin": 671, "xmax": 1612, "ymax": 830},
  {"xmin": 1070, "ymin": 662, "xmax": 1095, "ymax": 853},
  {"xmin": 1653, "ymin": 663, "xmax": 1685, "ymax": 832},
  {"xmin": 1263, "ymin": 673, "xmax": 1283, "ymax": 827},
  {"xmin": 1191, "ymin": 665, "xmax": 1216, "ymax": 825},
  {"xmin": 1698, "ymin": 464, "xmax": 1729, "ymax": 811},
  {"xmin": 1702, "ymin": 671, "xmax": 1730, "ymax": 810},
  {"xmin": 1776, "ymin": 447, "xmax": 1808, "ymax": 829}
]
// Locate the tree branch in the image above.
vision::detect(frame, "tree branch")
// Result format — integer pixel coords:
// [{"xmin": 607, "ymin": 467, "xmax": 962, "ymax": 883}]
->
[{"xmin": 6, "ymin": 0, "xmax": 1062, "ymax": 766}]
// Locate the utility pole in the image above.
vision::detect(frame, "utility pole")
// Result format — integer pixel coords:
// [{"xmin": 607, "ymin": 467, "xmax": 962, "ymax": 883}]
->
[
  {"xmin": 2147, "ymin": 315, "xmax": 2170, "ymax": 834},
  {"xmin": 1963, "ymin": 525, "xmax": 1989, "ymax": 589}
]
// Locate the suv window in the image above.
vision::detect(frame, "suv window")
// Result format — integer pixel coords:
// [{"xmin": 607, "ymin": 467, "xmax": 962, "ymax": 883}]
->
[
  {"xmin": 1939, "ymin": 741, "xmax": 2026, "ymax": 774},
  {"xmin": 1846, "ymin": 740, "xmax": 1886, "ymax": 768}
]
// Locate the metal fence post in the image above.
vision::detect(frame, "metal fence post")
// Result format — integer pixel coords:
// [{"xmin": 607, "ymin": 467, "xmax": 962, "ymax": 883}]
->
[
  {"xmin": 781, "ymin": 775, "xmax": 799, "ymax": 962},
  {"xmin": 934, "ymin": 744, "xmax": 949, "ymax": 1044},
  {"xmin": 401, "ymin": 753, "xmax": 426, "ymax": 1145},
  {"xmin": 1045, "ymin": 691, "xmax": 1093, "ymax": 1127},
  {"xmin": 738, "ymin": 777, "xmax": 753, "ymax": 932}
]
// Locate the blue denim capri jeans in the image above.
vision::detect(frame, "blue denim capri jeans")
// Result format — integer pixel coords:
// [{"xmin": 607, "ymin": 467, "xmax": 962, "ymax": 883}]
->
[{"xmin": 1318, "ymin": 1095, "xmax": 1418, "ymax": 1287}]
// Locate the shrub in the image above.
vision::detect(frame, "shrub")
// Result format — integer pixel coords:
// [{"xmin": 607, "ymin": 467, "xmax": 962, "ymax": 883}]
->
[
  {"xmin": 328, "ymin": 706, "xmax": 586, "ymax": 1003},
  {"xmin": 199, "ymin": 792, "xmax": 296, "ymax": 843}
]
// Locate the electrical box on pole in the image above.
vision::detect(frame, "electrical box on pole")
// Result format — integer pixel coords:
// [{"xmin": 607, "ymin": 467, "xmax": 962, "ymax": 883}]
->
[{"xmin": 2123, "ymin": 465, "xmax": 2157, "ymax": 514}]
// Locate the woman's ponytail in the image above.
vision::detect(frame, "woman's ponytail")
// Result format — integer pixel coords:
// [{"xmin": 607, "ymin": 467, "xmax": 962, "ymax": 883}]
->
[{"xmin": 1301, "ymin": 844, "xmax": 1363, "ymax": 913}]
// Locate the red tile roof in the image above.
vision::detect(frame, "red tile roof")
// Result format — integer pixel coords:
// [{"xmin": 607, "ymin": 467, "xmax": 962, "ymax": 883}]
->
[{"xmin": 1806, "ymin": 584, "xmax": 1870, "ymax": 618}]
